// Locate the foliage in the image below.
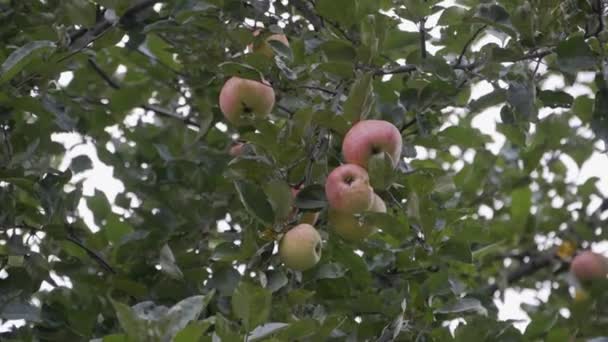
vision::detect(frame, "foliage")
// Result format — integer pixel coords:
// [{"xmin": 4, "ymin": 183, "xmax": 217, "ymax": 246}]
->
[{"xmin": 1, "ymin": 0, "xmax": 608, "ymax": 340}]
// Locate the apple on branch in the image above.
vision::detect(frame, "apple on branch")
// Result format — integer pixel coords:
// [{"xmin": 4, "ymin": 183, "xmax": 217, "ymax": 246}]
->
[
  {"xmin": 248, "ymin": 29, "xmax": 289, "ymax": 58},
  {"xmin": 570, "ymin": 251, "xmax": 608, "ymax": 282},
  {"xmin": 325, "ymin": 164, "xmax": 374, "ymax": 214},
  {"xmin": 279, "ymin": 223, "xmax": 322, "ymax": 271},
  {"xmin": 219, "ymin": 76, "xmax": 275, "ymax": 125},
  {"xmin": 342, "ymin": 120, "xmax": 403, "ymax": 169},
  {"xmin": 329, "ymin": 193, "xmax": 387, "ymax": 242}
]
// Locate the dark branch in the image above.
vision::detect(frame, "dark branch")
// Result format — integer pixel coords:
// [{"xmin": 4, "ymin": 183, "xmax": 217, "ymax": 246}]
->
[
  {"xmin": 373, "ymin": 64, "xmax": 417, "ymax": 76},
  {"xmin": 400, "ymin": 118, "xmax": 417, "ymax": 134},
  {"xmin": 276, "ymin": 103, "xmax": 295, "ymax": 116},
  {"xmin": 456, "ymin": 25, "xmax": 487, "ymax": 66},
  {"xmin": 87, "ymin": 59, "xmax": 120, "ymax": 89},
  {"xmin": 479, "ymin": 251, "xmax": 558, "ymax": 296},
  {"xmin": 87, "ymin": 58, "xmax": 201, "ymax": 130},
  {"xmin": 419, "ymin": 17, "xmax": 427, "ymax": 59},
  {"xmin": 296, "ymin": 85, "xmax": 338, "ymax": 95},
  {"xmin": 66, "ymin": 234, "xmax": 116, "ymax": 274}
]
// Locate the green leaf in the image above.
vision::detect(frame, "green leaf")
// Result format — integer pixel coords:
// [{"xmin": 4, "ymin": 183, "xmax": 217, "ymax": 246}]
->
[
  {"xmin": 316, "ymin": 263, "xmax": 347, "ymax": 279},
  {"xmin": 469, "ymin": 89, "xmax": 506, "ymax": 112},
  {"xmin": 439, "ymin": 126, "xmax": 489, "ymax": 148},
  {"xmin": 294, "ymin": 184, "xmax": 327, "ymax": 210},
  {"xmin": 538, "ymin": 90, "xmax": 573, "ymax": 108},
  {"xmin": 510, "ymin": 186, "xmax": 532, "ymax": 229},
  {"xmin": 159, "ymin": 244, "xmax": 184, "ymax": 280},
  {"xmin": 234, "ymin": 181, "xmax": 275, "ymax": 225},
  {"xmin": 507, "ymin": 80, "xmax": 536, "ymax": 119},
  {"xmin": 69, "ymin": 154, "xmax": 93, "ymax": 173},
  {"xmin": 231, "ymin": 281, "xmax": 272, "ymax": 330},
  {"xmin": 435, "ymin": 297, "xmax": 488, "ymax": 315},
  {"xmin": 440, "ymin": 239, "xmax": 472, "ymax": 264},
  {"xmin": 248, "ymin": 323, "xmax": 290, "ymax": 342},
  {"xmin": 367, "ymin": 152, "xmax": 395, "ymax": 190},
  {"xmin": 472, "ymin": 3, "xmax": 517, "ymax": 37},
  {"xmin": 0, "ymin": 40, "xmax": 56, "ymax": 84},
  {"xmin": 159, "ymin": 294, "xmax": 213, "ymax": 341},
  {"xmin": 316, "ymin": 0, "xmax": 359, "ymax": 27},
  {"xmin": 263, "ymin": 179, "xmax": 293, "ymax": 222},
  {"xmin": 556, "ymin": 36, "xmax": 596, "ymax": 74},
  {"xmin": 343, "ymin": 72, "xmax": 374, "ymax": 123},
  {"xmin": 267, "ymin": 39, "xmax": 293, "ymax": 61},
  {"xmin": 173, "ymin": 320, "xmax": 213, "ymax": 342}
]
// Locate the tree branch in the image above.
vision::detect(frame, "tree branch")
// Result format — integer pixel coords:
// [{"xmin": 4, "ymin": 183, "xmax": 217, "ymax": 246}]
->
[
  {"xmin": 456, "ymin": 25, "xmax": 487, "ymax": 66},
  {"xmin": 87, "ymin": 58, "xmax": 201, "ymax": 130},
  {"xmin": 373, "ymin": 64, "xmax": 417, "ymax": 76},
  {"xmin": 478, "ymin": 250, "xmax": 559, "ymax": 296},
  {"xmin": 419, "ymin": 17, "xmax": 427, "ymax": 59},
  {"xmin": 66, "ymin": 234, "xmax": 116, "ymax": 274}
]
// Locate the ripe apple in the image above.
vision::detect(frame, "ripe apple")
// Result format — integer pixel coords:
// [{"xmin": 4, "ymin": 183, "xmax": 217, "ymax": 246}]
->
[
  {"xmin": 328, "ymin": 193, "xmax": 387, "ymax": 242},
  {"xmin": 218, "ymin": 76, "xmax": 275, "ymax": 125},
  {"xmin": 325, "ymin": 164, "xmax": 374, "ymax": 213},
  {"xmin": 570, "ymin": 251, "xmax": 608, "ymax": 281},
  {"xmin": 229, "ymin": 142, "xmax": 244, "ymax": 157},
  {"xmin": 248, "ymin": 29, "xmax": 289, "ymax": 58},
  {"xmin": 342, "ymin": 120, "xmax": 403, "ymax": 169},
  {"xmin": 279, "ymin": 223, "xmax": 322, "ymax": 271}
]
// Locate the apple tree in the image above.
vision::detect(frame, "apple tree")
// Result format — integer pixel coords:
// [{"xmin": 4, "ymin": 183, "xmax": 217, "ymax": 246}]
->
[{"xmin": 1, "ymin": 0, "xmax": 608, "ymax": 340}]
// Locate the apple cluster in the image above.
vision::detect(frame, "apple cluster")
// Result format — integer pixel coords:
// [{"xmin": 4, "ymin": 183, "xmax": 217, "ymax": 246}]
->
[
  {"xmin": 220, "ymin": 33, "xmax": 404, "ymax": 272},
  {"xmin": 326, "ymin": 120, "xmax": 402, "ymax": 242},
  {"xmin": 218, "ymin": 31, "xmax": 324, "ymax": 271}
]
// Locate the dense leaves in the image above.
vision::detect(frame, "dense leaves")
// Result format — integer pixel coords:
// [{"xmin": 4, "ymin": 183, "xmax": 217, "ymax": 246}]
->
[{"xmin": 1, "ymin": 0, "xmax": 608, "ymax": 340}]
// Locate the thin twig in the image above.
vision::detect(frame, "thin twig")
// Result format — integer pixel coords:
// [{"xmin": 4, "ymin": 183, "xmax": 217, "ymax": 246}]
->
[
  {"xmin": 401, "ymin": 118, "xmax": 417, "ymax": 134},
  {"xmin": 374, "ymin": 64, "xmax": 417, "ymax": 76},
  {"xmin": 296, "ymin": 85, "xmax": 338, "ymax": 95},
  {"xmin": 87, "ymin": 58, "xmax": 201, "ymax": 129},
  {"xmin": 276, "ymin": 104, "xmax": 295, "ymax": 116},
  {"xmin": 478, "ymin": 250, "xmax": 558, "ymax": 296},
  {"xmin": 66, "ymin": 234, "xmax": 116, "ymax": 274},
  {"xmin": 456, "ymin": 25, "xmax": 487, "ymax": 66},
  {"xmin": 87, "ymin": 59, "xmax": 120, "ymax": 89}
]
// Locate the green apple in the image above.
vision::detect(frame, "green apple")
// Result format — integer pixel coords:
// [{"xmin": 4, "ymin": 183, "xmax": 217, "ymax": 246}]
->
[
  {"xmin": 279, "ymin": 223, "xmax": 322, "ymax": 271},
  {"xmin": 328, "ymin": 193, "xmax": 386, "ymax": 242}
]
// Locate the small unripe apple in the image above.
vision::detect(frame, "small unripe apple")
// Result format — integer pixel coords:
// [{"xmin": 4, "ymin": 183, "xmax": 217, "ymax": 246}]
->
[
  {"xmin": 329, "ymin": 193, "xmax": 387, "ymax": 242},
  {"xmin": 219, "ymin": 76, "xmax": 275, "ymax": 125},
  {"xmin": 279, "ymin": 223, "xmax": 322, "ymax": 271},
  {"xmin": 570, "ymin": 251, "xmax": 608, "ymax": 281},
  {"xmin": 248, "ymin": 29, "xmax": 289, "ymax": 58},
  {"xmin": 325, "ymin": 164, "xmax": 374, "ymax": 213},
  {"xmin": 229, "ymin": 142, "xmax": 245, "ymax": 157},
  {"xmin": 342, "ymin": 120, "xmax": 403, "ymax": 169}
]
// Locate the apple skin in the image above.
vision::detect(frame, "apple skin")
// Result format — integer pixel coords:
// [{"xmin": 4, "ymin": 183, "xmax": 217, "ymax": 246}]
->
[
  {"xmin": 248, "ymin": 29, "xmax": 289, "ymax": 58},
  {"xmin": 325, "ymin": 164, "xmax": 374, "ymax": 213},
  {"xmin": 342, "ymin": 120, "xmax": 403, "ymax": 169},
  {"xmin": 279, "ymin": 223, "xmax": 322, "ymax": 271},
  {"xmin": 329, "ymin": 193, "xmax": 387, "ymax": 242},
  {"xmin": 229, "ymin": 142, "xmax": 244, "ymax": 157},
  {"xmin": 218, "ymin": 77, "xmax": 275, "ymax": 125},
  {"xmin": 570, "ymin": 251, "xmax": 608, "ymax": 281}
]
